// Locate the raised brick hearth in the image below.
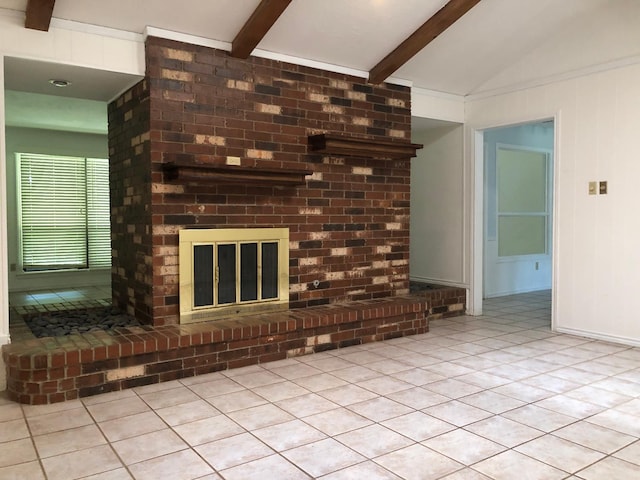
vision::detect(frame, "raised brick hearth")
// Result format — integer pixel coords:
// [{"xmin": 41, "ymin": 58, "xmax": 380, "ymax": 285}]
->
[{"xmin": 3, "ymin": 288, "xmax": 465, "ymax": 404}]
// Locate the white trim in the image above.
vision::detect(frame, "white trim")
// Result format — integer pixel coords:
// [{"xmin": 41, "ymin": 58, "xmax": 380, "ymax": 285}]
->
[
  {"xmin": 410, "ymin": 276, "xmax": 467, "ymax": 290},
  {"xmin": 468, "ymin": 53, "xmax": 640, "ymax": 101},
  {"xmin": 555, "ymin": 327, "xmax": 640, "ymax": 348},
  {"xmin": 550, "ymin": 113, "xmax": 561, "ymax": 334},
  {"xmin": 461, "ymin": 118, "xmax": 471, "ymax": 286},
  {"xmin": 0, "ymin": 56, "xmax": 9, "ymax": 346},
  {"xmin": 144, "ymin": 26, "xmax": 231, "ymax": 52},
  {"xmin": 412, "ymin": 86, "xmax": 465, "ymax": 102},
  {"xmin": 484, "ymin": 286, "xmax": 551, "ymax": 298},
  {"xmin": 144, "ymin": 27, "xmax": 412, "ymax": 87},
  {"xmin": 51, "ymin": 18, "xmax": 144, "ymax": 42},
  {"xmin": 469, "ymin": 128, "xmax": 484, "ymax": 315},
  {"xmin": 468, "ymin": 113, "xmax": 560, "ymax": 323},
  {"xmin": 382, "ymin": 76, "xmax": 412, "ymax": 88}
]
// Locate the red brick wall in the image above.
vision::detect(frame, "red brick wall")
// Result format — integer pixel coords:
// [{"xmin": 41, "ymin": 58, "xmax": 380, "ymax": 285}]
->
[
  {"xmin": 108, "ymin": 80, "xmax": 154, "ymax": 324},
  {"xmin": 110, "ymin": 36, "xmax": 414, "ymax": 326}
]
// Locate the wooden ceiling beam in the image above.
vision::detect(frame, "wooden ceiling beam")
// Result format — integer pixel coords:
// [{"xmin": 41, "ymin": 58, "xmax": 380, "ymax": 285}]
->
[
  {"xmin": 25, "ymin": 0, "xmax": 55, "ymax": 31},
  {"xmin": 231, "ymin": 0, "xmax": 292, "ymax": 59},
  {"xmin": 368, "ymin": 0, "xmax": 481, "ymax": 84}
]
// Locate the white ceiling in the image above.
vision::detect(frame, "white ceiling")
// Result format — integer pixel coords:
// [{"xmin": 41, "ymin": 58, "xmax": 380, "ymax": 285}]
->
[
  {"xmin": 2, "ymin": 0, "xmax": 640, "ymax": 133},
  {"xmin": 4, "ymin": 57, "xmax": 140, "ymax": 102}
]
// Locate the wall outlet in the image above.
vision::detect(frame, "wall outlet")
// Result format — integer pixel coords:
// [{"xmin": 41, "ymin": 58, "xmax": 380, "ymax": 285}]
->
[
  {"xmin": 588, "ymin": 181, "xmax": 597, "ymax": 195},
  {"xmin": 226, "ymin": 156, "xmax": 241, "ymax": 166},
  {"xmin": 599, "ymin": 181, "xmax": 608, "ymax": 195},
  {"xmin": 535, "ymin": 261, "xmax": 539, "ymax": 271}
]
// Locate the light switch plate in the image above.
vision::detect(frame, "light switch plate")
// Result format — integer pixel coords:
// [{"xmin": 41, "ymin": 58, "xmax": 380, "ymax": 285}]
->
[{"xmin": 588, "ymin": 181, "xmax": 597, "ymax": 195}]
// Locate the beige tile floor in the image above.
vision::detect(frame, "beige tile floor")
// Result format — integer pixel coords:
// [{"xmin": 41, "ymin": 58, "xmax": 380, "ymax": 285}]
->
[
  {"xmin": 2, "ymin": 290, "xmax": 640, "ymax": 479},
  {"xmin": 9, "ymin": 285, "xmax": 111, "ymax": 311}
]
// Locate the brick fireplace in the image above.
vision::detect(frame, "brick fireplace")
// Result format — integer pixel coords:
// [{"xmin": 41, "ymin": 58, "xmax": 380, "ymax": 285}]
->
[
  {"xmin": 3, "ymin": 37, "xmax": 472, "ymax": 405},
  {"xmin": 109, "ymin": 36, "xmax": 419, "ymax": 327}
]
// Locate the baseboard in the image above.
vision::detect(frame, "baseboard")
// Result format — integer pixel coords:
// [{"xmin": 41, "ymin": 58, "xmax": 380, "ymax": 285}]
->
[
  {"xmin": 554, "ymin": 326, "xmax": 640, "ymax": 348},
  {"xmin": 484, "ymin": 285, "xmax": 552, "ymax": 298},
  {"xmin": 410, "ymin": 276, "xmax": 467, "ymax": 289}
]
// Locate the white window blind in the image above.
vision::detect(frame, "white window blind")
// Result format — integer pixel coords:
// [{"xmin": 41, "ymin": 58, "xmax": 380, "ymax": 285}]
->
[
  {"xmin": 86, "ymin": 158, "xmax": 111, "ymax": 268},
  {"xmin": 17, "ymin": 153, "xmax": 111, "ymax": 272}
]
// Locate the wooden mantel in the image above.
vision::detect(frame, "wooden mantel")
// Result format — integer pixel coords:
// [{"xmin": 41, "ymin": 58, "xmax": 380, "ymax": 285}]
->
[
  {"xmin": 308, "ymin": 133, "xmax": 423, "ymax": 159},
  {"xmin": 163, "ymin": 161, "xmax": 312, "ymax": 186}
]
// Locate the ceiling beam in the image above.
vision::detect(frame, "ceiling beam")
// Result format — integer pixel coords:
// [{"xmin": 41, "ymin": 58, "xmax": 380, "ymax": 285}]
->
[
  {"xmin": 231, "ymin": 0, "xmax": 292, "ymax": 59},
  {"xmin": 368, "ymin": 0, "xmax": 481, "ymax": 84},
  {"xmin": 25, "ymin": 0, "xmax": 55, "ymax": 31}
]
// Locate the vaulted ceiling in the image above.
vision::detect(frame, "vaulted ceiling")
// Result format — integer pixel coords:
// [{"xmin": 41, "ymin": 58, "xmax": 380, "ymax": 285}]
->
[{"xmin": 2, "ymin": 0, "xmax": 640, "ymax": 133}]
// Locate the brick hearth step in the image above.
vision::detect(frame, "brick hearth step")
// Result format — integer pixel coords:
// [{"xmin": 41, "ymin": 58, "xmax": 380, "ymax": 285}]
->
[{"xmin": 3, "ymin": 288, "xmax": 465, "ymax": 404}]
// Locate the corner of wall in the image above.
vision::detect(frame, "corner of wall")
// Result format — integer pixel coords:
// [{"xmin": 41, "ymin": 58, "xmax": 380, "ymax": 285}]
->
[{"xmin": 411, "ymin": 87, "xmax": 464, "ymax": 124}]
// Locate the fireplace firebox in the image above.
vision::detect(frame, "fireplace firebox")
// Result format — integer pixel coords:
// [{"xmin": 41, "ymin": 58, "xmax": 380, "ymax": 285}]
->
[{"xmin": 179, "ymin": 228, "xmax": 289, "ymax": 323}]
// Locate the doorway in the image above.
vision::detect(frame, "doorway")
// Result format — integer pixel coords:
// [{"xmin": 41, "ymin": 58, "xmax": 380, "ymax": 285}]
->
[
  {"xmin": 471, "ymin": 120, "xmax": 556, "ymax": 324},
  {"xmin": 2, "ymin": 57, "xmax": 142, "ymax": 309}
]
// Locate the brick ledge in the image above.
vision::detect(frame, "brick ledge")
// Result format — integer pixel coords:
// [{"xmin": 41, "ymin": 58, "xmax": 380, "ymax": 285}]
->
[{"xmin": 3, "ymin": 289, "xmax": 465, "ymax": 404}]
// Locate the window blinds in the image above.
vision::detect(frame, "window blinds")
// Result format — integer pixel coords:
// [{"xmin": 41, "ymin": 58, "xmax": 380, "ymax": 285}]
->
[
  {"xmin": 17, "ymin": 153, "xmax": 111, "ymax": 271},
  {"xmin": 86, "ymin": 158, "xmax": 111, "ymax": 268}
]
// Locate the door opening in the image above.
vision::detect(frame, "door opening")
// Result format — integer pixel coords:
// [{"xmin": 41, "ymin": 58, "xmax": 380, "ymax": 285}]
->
[{"xmin": 472, "ymin": 119, "xmax": 556, "ymax": 327}]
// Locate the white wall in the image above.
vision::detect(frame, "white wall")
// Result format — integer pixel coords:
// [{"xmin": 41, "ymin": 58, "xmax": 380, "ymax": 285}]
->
[
  {"xmin": 484, "ymin": 124, "xmax": 554, "ymax": 297},
  {"xmin": 412, "ymin": 87, "xmax": 464, "ymax": 124},
  {"xmin": 466, "ymin": 61, "xmax": 640, "ymax": 345},
  {"xmin": 410, "ymin": 124, "xmax": 466, "ymax": 287},
  {"xmin": 5, "ymin": 127, "xmax": 110, "ymax": 292},
  {"xmin": 0, "ymin": 10, "xmax": 143, "ymax": 74}
]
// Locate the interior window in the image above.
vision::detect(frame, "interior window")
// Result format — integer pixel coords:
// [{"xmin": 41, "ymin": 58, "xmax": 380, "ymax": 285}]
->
[{"xmin": 17, "ymin": 153, "xmax": 111, "ymax": 272}]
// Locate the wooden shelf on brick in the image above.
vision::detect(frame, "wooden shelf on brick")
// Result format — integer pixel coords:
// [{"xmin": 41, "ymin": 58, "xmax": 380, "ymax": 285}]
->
[
  {"xmin": 162, "ymin": 161, "xmax": 313, "ymax": 186},
  {"xmin": 308, "ymin": 133, "xmax": 423, "ymax": 159}
]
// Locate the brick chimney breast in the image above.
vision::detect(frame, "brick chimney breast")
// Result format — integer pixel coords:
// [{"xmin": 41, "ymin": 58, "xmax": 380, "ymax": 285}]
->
[{"xmin": 108, "ymin": 36, "xmax": 413, "ymax": 327}]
